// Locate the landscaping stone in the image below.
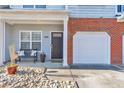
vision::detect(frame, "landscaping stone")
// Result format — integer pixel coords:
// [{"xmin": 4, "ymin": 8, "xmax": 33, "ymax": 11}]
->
[{"xmin": 0, "ymin": 66, "xmax": 76, "ymax": 88}]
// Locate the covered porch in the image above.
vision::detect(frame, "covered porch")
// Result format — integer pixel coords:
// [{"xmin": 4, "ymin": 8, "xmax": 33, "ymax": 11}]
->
[{"xmin": 0, "ymin": 10, "xmax": 68, "ymax": 67}]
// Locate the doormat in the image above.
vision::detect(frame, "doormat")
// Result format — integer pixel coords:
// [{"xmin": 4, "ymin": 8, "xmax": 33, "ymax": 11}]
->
[{"xmin": 51, "ymin": 60, "xmax": 63, "ymax": 63}]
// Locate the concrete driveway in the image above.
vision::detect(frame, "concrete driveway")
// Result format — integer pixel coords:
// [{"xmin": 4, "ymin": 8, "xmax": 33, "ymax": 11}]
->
[{"xmin": 46, "ymin": 65, "xmax": 124, "ymax": 88}]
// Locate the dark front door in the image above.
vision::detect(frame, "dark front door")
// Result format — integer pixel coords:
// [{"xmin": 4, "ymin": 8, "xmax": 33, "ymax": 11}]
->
[{"xmin": 51, "ymin": 32, "xmax": 63, "ymax": 59}]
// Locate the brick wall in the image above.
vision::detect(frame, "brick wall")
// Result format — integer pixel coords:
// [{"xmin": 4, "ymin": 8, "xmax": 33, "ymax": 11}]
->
[{"xmin": 68, "ymin": 18, "xmax": 124, "ymax": 65}]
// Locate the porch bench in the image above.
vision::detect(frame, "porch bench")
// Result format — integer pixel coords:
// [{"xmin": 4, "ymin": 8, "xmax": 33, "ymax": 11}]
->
[{"xmin": 17, "ymin": 49, "xmax": 38, "ymax": 63}]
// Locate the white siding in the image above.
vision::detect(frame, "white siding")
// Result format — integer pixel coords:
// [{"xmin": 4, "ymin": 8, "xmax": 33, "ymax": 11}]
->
[
  {"xmin": 68, "ymin": 5, "xmax": 116, "ymax": 18},
  {"xmin": 8, "ymin": 5, "xmax": 116, "ymax": 18}
]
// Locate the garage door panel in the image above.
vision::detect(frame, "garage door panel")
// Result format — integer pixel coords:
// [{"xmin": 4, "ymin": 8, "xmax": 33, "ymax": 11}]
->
[
  {"xmin": 76, "ymin": 55, "xmax": 107, "ymax": 61},
  {"xmin": 73, "ymin": 32, "xmax": 110, "ymax": 64}
]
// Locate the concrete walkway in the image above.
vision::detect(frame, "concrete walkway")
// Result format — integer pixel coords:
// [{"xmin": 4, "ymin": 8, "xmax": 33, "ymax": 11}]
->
[
  {"xmin": 70, "ymin": 69, "xmax": 124, "ymax": 88},
  {"xmin": 45, "ymin": 65, "xmax": 124, "ymax": 88},
  {"xmin": 16, "ymin": 61, "xmax": 63, "ymax": 69}
]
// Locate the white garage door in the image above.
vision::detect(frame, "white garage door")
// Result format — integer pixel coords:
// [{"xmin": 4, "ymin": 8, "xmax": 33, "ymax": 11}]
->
[{"xmin": 73, "ymin": 32, "xmax": 110, "ymax": 64}]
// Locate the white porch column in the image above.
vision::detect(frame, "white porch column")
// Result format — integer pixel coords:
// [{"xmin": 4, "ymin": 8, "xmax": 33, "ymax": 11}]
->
[
  {"xmin": 0, "ymin": 19, "xmax": 5, "ymax": 66},
  {"xmin": 63, "ymin": 18, "xmax": 68, "ymax": 67}
]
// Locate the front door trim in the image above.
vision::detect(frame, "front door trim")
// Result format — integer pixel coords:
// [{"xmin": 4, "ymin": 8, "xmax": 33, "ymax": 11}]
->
[{"xmin": 50, "ymin": 31, "xmax": 63, "ymax": 60}]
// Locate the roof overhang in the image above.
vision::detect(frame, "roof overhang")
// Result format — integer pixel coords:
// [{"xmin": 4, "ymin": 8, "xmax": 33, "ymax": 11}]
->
[{"xmin": 0, "ymin": 9, "xmax": 69, "ymax": 24}]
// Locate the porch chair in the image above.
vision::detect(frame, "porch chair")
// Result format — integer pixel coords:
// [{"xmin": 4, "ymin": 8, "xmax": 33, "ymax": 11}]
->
[{"xmin": 17, "ymin": 49, "xmax": 38, "ymax": 63}]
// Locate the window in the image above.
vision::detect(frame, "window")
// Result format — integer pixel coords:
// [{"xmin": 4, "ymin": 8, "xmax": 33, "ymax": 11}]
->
[
  {"xmin": 23, "ymin": 5, "xmax": 34, "ymax": 8},
  {"xmin": 32, "ymin": 32, "xmax": 41, "ymax": 50},
  {"xmin": 35, "ymin": 5, "xmax": 46, "ymax": 8},
  {"xmin": 117, "ymin": 5, "xmax": 124, "ymax": 13},
  {"xmin": 20, "ymin": 32, "xmax": 30, "ymax": 49},
  {"xmin": 20, "ymin": 31, "xmax": 42, "ymax": 51},
  {"xmin": 22, "ymin": 5, "xmax": 46, "ymax": 9}
]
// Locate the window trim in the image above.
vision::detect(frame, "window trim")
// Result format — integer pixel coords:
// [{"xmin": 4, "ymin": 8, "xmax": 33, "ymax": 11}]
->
[{"xmin": 19, "ymin": 31, "xmax": 42, "ymax": 51}]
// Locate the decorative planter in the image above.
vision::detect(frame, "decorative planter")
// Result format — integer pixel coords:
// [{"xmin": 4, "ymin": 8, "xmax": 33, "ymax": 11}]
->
[
  {"xmin": 40, "ymin": 52, "xmax": 46, "ymax": 63},
  {"xmin": 7, "ymin": 65, "xmax": 18, "ymax": 75}
]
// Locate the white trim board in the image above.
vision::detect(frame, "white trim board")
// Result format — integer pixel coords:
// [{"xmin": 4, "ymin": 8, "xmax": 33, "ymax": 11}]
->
[{"xmin": 3, "ymin": 20, "xmax": 5, "ymax": 62}]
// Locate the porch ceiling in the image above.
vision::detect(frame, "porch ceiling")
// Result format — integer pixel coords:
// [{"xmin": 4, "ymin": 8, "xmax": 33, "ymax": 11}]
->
[{"xmin": 0, "ymin": 9, "xmax": 69, "ymax": 22}]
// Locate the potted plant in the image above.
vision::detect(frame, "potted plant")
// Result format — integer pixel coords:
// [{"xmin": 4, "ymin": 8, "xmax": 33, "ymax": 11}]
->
[
  {"xmin": 7, "ymin": 63, "xmax": 18, "ymax": 75},
  {"xmin": 40, "ymin": 52, "xmax": 46, "ymax": 63},
  {"xmin": 7, "ymin": 45, "xmax": 18, "ymax": 75}
]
